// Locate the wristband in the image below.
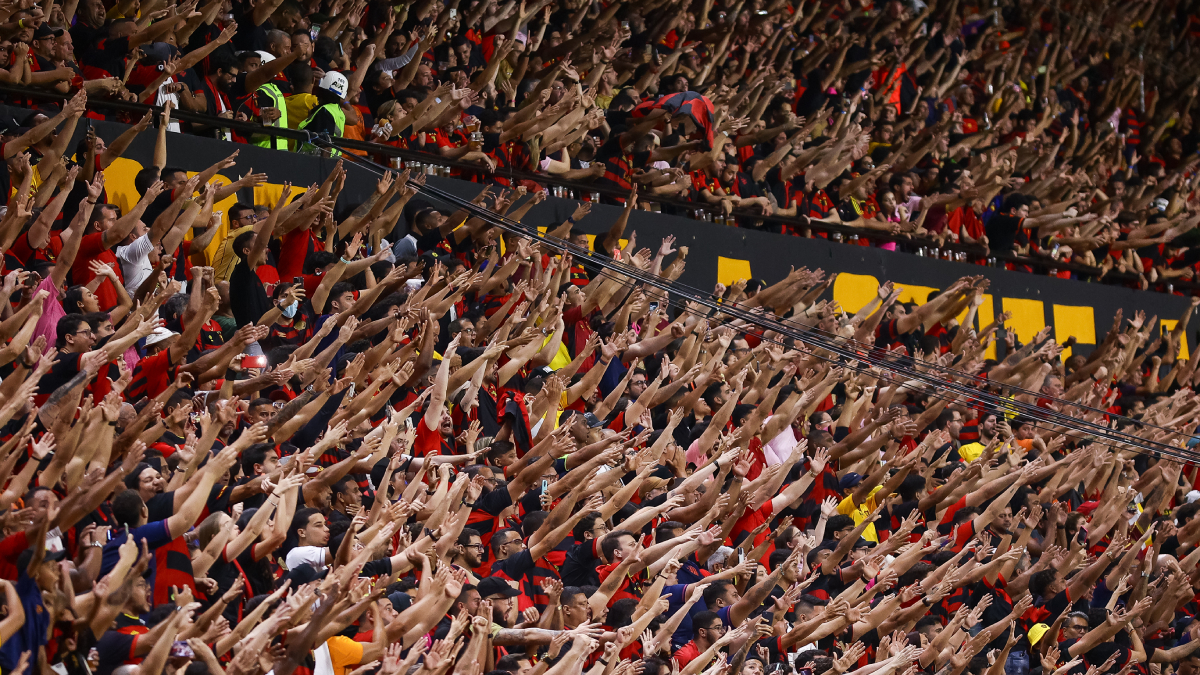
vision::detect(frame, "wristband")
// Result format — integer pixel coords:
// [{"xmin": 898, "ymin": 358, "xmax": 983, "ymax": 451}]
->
[{"xmin": 340, "ymin": 257, "xmax": 351, "ymax": 264}]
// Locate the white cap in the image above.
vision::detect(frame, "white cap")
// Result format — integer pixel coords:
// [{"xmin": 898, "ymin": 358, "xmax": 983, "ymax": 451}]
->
[
  {"xmin": 1187, "ymin": 490, "xmax": 1200, "ymax": 504},
  {"xmin": 256, "ymin": 50, "xmax": 276, "ymax": 63},
  {"xmin": 318, "ymin": 71, "xmax": 349, "ymax": 100},
  {"xmin": 145, "ymin": 327, "xmax": 178, "ymax": 346}
]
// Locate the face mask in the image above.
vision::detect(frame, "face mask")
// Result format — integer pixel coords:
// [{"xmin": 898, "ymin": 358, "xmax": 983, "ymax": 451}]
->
[{"xmin": 281, "ymin": 301, "xmax": 299, "ymax": 318}]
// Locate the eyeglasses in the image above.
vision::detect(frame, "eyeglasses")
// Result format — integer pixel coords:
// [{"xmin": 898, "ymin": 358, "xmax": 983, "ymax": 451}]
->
[
  {"xmin": 74, "ymin": 329, "xmax": 95, "ymax": 336},
  {"xmin": 464, "ymin": 543, "xmax": 485, "ymax": 550},
  {"xmin": 458, "ymin": 327, "xmax": 477, "ymax": 334}
]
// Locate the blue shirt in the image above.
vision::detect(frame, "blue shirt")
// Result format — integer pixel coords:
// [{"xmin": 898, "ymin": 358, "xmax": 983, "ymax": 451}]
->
[
  {"xmin": 0, "ymin": 567, "xmax": 49, "ymax": 674},
  {"xmin": 99, "ymin": 520, "xmax": 172, "ymax": 578}
]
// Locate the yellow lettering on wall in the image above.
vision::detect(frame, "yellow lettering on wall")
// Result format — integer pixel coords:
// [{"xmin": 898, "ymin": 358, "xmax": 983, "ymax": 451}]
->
[
  {"xmin": 1158, "ymin": 320, "xmax": 1190, "ymax": 359},
  {"xmin": 1052, "ymin": 305, "xmax": 1096, "ymax": 361},
  {"xmin": 717, "ymin": 257, "xmax": 752, "ymax": 287},
  {"xmin": 977, "ymin": 294, "xmax": 996, "ymax": 360},
  {"xmin": 1002, "ymin": 298, "xmax": 1046, "ymax": 345},
  {"xmin": 833, "ymin": 273, "xmax": 880, "ymax": 314},
  {"xmin": 895, "ymin": 284, "xmax": 941, "ymax": 306},
  {"xmin": 103, "ymin": 157, "xmax": 143, "ymax": 215}
]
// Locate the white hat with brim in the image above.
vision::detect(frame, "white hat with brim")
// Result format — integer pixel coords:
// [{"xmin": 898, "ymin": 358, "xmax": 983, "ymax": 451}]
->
[{"xmin": 145, "ymin": 327, "xmax": 178, "ymax": 346}]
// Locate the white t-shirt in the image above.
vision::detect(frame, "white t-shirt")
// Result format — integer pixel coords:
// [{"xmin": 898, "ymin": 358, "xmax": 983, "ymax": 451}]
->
[
  {"xmin": 116, "ymin": 233, "xmax": 154, "ymax": 295},
  {"xmin": 286, "ymin": 545, "xmax": 328, "ymax": 571}
]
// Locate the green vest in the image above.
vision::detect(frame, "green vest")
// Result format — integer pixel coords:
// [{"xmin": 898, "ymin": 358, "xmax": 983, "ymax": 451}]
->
[
  {"xmin": 251, "ymin": 83, "xmax": 289, "ymax": 150},
  {"xmin": 299, "ymin": 103, "xmax": 345, "ymax": 156}
]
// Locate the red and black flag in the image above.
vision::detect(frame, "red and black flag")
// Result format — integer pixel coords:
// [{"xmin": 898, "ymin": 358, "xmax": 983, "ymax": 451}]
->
[{"xmin": 630, "ymin": 91, "xmax": 717, "ymax": 150}]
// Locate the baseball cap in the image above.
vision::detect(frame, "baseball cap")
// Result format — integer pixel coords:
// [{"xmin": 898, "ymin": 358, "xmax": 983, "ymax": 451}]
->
[
  {"xmin": 33, "ymin": 24, "xmax": 63, "ymax": 40},
  {"xmin": 477, "ymin": 577, "xmax": 520, "ymax": 599},
  {"xmin": 145, "ymin": 327, "xmax": 178, "ymax": 346},
  {"xmin": 839, "ymin": 472, "xmax": 863, "ymax": 491},
  {"xmin": 17, "ymin": 547, "xmax": 66, "ymax": 572},
  {"xmin": 1028, "ymin": 623, "xmax": 1051, "ymax": 646}
]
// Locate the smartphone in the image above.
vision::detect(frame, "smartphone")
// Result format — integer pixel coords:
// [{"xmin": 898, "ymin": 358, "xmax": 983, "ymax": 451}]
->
[
  {"xmin": 649, "ymin": 302, "xmax": 659, "ymax": 311},
  {"xmin": 449, "ymin": 8, "xmax": 456, "ymax": 19},
  {"xmin": 738, "ymin": 547, "xmax": 745, "ymax": 564},
  {"xmin": 293, "ymin": 276, "xmax": 303, "ymax": 285},
  {"xmin": 170, "ymin": 642, "xmax": 195, "ymax": 660},
  {"xmin": 242, "ymin": 355, "xmax": 269, "ymax": 368},
  {"xmin": 188, "ymin": 412, "xmax": 200, "ymax": 425},
  {"xmin": 541, "ymin": 480, "xmax": 549, "ymax": 495}
]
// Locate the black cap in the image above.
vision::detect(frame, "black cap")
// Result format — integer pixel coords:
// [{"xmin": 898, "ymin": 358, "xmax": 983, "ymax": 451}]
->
[
  {"xmin": 17, "ymin": 547, "xmax": 67, "ymax": 571},
  {"xmin": 582, "ymin": 412, "xmax": 606, "ymax": 428},
  {"xmin": 33, "ymin": 24, "xmax": 63, "ymax": 40},
  {"xmin": 477, "ymin": 576, "xmax": 521, "ymax": 599},
  {"xmin": 388, "ymin": 590, "xmax": 413, "ymax": 613},
  {"xmin": 853, "ymin": 537, "xmax": 876, "ymax": 549}
]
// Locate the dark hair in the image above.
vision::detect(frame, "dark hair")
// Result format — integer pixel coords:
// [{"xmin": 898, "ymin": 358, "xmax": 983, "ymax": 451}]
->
[
  {"xmin": 572, "ymin": 511, "xmax": 604, "ymax": 542},
  {"xmin": 240, "ymin": 444, "xmax": 276, "ymax": 478},
  {"xmin": 134, "ymin": 167, "xmax": 161, "ymax": 195},
  {"xmin": 1029, "ymin": 569, "xmax": 1058, "ymax": 599},
  {"xmin": 655, "ymin": 521, "xmax": 684, "ymax": 544},
  {"xmin": 55, "ymin": 314, "xmax": 89, "ymax": 349},
  {"xmin": 702, "ymin": 580, "xmax": 732, "ymax": 607},
  {"xmin": 692, "ymin": 610, "xmax": 719, "ymax": 637},
  {"xmin": 286, "ymin": 507, "xmax": 324, "ymax": 552},
  {"xmin": 600, "ymin": 530, "xmax": 635, "ymax": 561},
  {"xmin": 111, "ymin": 490, "xmax": 145, "ymax": 528},
  {"xmin": 521, "ymin": 510, "xmax": 548, "ymax": 538},
  {"xmin": 456, "ymin": 528, "xmax": 481, "ymax": 547},
  {"xmin": 329, "ymin": 282, "xmax": 356, "ymax": 305},
  {"xmin": 490, "ymin": 527, "xmax": 520, "ymax": 556},
  {"xmin": 826, "ymin": 514, "xmax": 855, "ymax": 534}
]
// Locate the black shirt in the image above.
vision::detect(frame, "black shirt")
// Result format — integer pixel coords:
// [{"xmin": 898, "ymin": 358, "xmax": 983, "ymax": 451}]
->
[{"xmin": 986, "ymin": 213, "xmax": 1025, "ymax": 253}]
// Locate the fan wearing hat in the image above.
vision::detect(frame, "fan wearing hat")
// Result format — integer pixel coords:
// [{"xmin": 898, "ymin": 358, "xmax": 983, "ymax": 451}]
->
[
  {"xmin": 27, "ymin": 24, "xmax": 73, "ymax": 94},
  {"xmin": 477, "ymin": 576, "xmax": 521, "ymax": 627},
  {"xmin": 298, "ymin": 67, "xmax": 351, "ymax": 155},
  {"xmin": 125, "ymin": 296, "xmax": 265, "ymax": 403}
]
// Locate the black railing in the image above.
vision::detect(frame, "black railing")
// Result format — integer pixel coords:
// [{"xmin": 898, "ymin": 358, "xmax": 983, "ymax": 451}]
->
[{"xmin": 7, "ymin": 82, "xmax": 1194, "ymax": 295}]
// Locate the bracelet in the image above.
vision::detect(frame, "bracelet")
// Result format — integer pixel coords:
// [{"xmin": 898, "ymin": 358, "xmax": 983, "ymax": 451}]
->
[
  {"xmin": 599, "ymin": 660, "xmax": 610, "ymax": 666},
  {"xmin": 87, "ymin": 199, "xmax": 98, "ymax": 204},
  {"xmin": 18, "ymin": 19, "xmax": 25, "ymax": 28},
  {"xmin": 340, "ymin": 257, "xmax": 352, "ymax": 264},
  {"xmin": 462, "ymin": 499, "xmax": 476, "ymax": 508}
]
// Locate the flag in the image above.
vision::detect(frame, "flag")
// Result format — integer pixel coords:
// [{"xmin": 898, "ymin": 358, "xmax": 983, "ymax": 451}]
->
[{"xmin": 630, "ymin": 91, "xmax": 716, "ymax": 149}]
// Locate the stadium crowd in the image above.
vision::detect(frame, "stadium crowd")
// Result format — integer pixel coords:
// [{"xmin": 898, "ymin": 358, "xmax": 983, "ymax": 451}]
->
[
  {"xmin": 0, "ymin": 0, "xmax": 1199, "ymax": 285},
  {"xmin": 2, "ymin": 4, "xmax": 1200, "ymax": 675}
]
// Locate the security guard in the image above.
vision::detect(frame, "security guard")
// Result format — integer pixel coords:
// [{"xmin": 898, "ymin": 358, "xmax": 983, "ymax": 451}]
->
[
  {"xmin": 250, "ymin": 51, "xmax": 289, "ymax": 150},
  {"xmin": 299, "ymin": 71, "xmax": 349, "ymax": 156}
]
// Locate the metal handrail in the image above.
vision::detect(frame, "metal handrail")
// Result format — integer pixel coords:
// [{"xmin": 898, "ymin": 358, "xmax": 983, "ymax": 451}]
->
[{"xmin": 5, "ymin": 82, "xmax": 1190, "ymax": 293}]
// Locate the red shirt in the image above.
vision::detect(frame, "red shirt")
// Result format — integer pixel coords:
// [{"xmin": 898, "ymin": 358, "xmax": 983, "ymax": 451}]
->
[
  {"xmin": 596, "ymin": 561, "xmax": 646, "ymax": 607},
  {"xmin": 672, "ymin": 641, "xmax": 702, "ymax": 668},
  {"xmin": 71, "ymin": 232, "xmax": 124, "ymax": 309},
  {"xmin": 127, "ymin": 350, "xmax": 178, "ymax": 401}
]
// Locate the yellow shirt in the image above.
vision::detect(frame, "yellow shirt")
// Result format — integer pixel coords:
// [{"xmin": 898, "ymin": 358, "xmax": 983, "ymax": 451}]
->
[
  {"xmin": 285, "ymin": 92, "xmax": 319, "ymax": 130},
  {"xmin": 211, "ymin": 224, "xmax": 255, "ymax": 281},
  {"xmin": 837, "ymin": 486, "xmax": 883, "ymax": 543},
  {"xmin": 325, "ymin": 636, "xmax": 365, "ymax": 675},
  {"xmin": 958, "ymin": 442, "xmax": 985, "ymax": 463}
]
